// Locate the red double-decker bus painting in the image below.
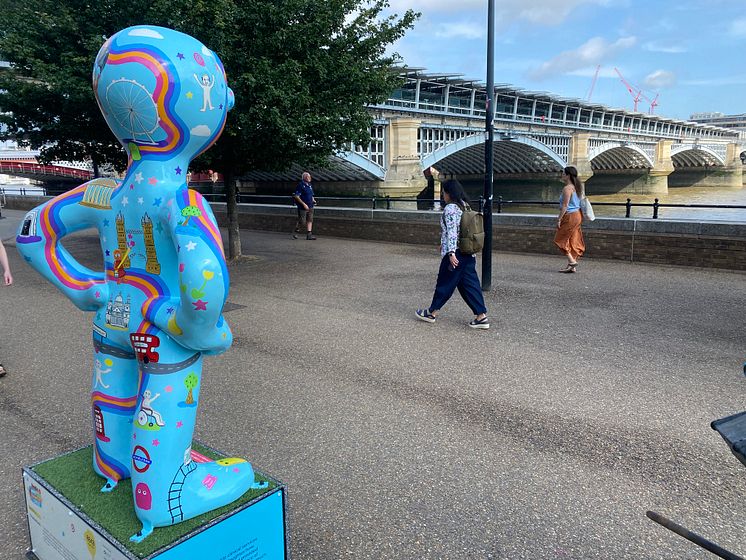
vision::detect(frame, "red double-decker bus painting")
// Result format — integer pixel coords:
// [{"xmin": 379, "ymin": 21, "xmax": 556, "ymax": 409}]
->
[{"xmin": 129, "ymin": 333, "xmax": 160, "ymax": 364}]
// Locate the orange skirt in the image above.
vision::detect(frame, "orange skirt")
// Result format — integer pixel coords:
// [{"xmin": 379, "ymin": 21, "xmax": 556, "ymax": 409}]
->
[{"xmin": 554, "ymin": 211, "xmax": 585, "ymax": 260}]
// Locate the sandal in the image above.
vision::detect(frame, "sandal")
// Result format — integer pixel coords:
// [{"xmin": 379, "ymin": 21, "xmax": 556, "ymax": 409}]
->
[
  {"xmin": 0, "ymin": 364, "xmax": 6, "ymax": 377},
  {"xmin": 559, "ymin": 263, "xmax": 577, "ymax": 273},
  {"xmin": 415, "ymin": 309, "xmax": 436, "ymax": 323}
]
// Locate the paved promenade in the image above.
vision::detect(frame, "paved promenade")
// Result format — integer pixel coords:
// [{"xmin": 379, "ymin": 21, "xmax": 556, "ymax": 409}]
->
[{"xmin": 0, "ymin": 207, "xmax": 745, "ymax": 559}]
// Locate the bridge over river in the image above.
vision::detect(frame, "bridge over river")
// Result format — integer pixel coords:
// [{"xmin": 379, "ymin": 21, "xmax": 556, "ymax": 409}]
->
[
  {"xmin": 2, "ymin": 69, "xmax": 745, "ymax": 200},
  {"xmin": 242, "ymin": 69, "xmax": 746, "ymax": 198}
]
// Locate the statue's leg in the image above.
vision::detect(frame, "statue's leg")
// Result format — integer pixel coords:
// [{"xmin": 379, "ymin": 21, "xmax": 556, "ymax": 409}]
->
[
  {"xmin": 90, "ymin": 344, "xmax": 139, "ymax": 492},
  {"xmin": 129, "ymin": 340, "xmax": 261, "ymax": 543}
]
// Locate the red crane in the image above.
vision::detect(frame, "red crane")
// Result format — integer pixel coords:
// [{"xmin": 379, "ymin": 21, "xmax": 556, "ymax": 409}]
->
[
  {"xmin": 614, "ymin": 67, "xmax": 643, "ymax": 112},
  {"xmin": 586, "ymin": 64, "xmax": 601, "ymax": 101},
  {"xmin": 640, "ymin": 91, "xmax": 660, "ymax": 114}
]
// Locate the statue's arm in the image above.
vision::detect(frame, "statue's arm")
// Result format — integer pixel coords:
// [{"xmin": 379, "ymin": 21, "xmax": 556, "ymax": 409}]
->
[
  {"xmin": 147, "ymin": 190, "xmax": 232, "ymax": 354},
  {"xmin": 16, "ymin": 183, "xmax": 108, "ymax": 311}
]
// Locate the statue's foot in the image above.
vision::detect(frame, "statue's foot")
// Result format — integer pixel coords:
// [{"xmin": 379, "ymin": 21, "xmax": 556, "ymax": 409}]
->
[
  {"xmin": 177, "ymin": 458, "xmax": 258, "ymax": 521},
  {"xmin": 100, "ymin": 478, "xmax": 118, "ymax": 493},
  {"xmin": 129, "ymin": 520, "xmax": 153, "ymax": 543}
]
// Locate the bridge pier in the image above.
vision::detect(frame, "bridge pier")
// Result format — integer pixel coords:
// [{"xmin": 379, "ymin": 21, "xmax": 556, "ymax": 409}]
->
[
  {"xmin": 568, "ymin": 133, "xmax": 594, "ymax": 183},
  {"xmin": 381, "ymin": 118, "xmax": 428, "ymax": 197}
]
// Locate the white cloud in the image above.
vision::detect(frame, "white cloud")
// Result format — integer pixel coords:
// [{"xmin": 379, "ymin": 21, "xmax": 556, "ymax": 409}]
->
[
  {"xmin": 434, "ymin": 22, "xmax": 484, "ymax": 40},
  {"xmin": 190, "ymin": 125, "xmax": 212, "ymax": 137},
  {"xmin": 729, "ymin": 18, "xmax": 746, "ymax": 37},
  {"xmin": 528, "ymin": 36, "xmax": 637, "ymax": 80},
  {"xmin": 128, "ymin": 28, "xmax": 164, "ymax": 39},
  {"xmin": 642, "ymin": 41, "xmax": 686, "ymax": 53},
  {"xmin": 644, "ymin": 70, "xmax": 676, "ymax": 88},
  {"xmin": 201, "ymin": 46, "xmax": 214, "ymax": 57}
]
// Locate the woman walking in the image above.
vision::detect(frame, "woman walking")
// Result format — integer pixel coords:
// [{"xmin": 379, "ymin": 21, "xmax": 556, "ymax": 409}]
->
[
  {"xmin": 416, "ymin": 179, "xmax": 489, "ymax": 329},
  {"xmin": 554, "ymin": 166, "xmax": 586, "ymax": 273}
]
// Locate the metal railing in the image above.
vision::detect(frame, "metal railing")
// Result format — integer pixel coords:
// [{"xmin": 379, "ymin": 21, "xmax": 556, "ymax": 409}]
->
[{"xmin": 4, "ymin": 189, "xmax": 746, "ymax": 221}]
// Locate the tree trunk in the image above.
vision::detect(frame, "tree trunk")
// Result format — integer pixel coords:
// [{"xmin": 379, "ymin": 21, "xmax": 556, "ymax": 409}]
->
[
  {"xmin": 91, "ymin": 153, "xmax": 100, "ymax": 179},
  {"xmin": 224, "ymin": 167, "xmax": 242, "ymax": 260},
  {"xmin": 186, "ymin": 388, "xmax": 194, "ymax": 405}
]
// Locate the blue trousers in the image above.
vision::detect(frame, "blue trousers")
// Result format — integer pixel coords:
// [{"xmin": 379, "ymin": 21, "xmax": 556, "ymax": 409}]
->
[{"xmin": 429, "ymin": 250, "xmax": 488, "ymax": 315}]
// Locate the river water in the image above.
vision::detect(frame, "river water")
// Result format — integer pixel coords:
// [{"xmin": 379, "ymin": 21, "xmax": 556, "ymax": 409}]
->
[{"xmin": 475, "ymin": 183, "xmax": 746, "ymax": 223}]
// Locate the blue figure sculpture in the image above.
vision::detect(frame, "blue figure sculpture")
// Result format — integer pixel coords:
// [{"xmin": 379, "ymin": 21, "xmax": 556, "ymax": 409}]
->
[{"xmin": 17, "ymin": 26, "xmax": 264, "ymax": 542}]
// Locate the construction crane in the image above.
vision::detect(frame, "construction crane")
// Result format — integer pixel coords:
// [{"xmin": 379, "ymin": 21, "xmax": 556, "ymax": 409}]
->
[
  {"xmin": 641, "ymin": 91, "xmax": 660, "ymax": 114},
  {"xmin": 586, "ymin": 64, "xmax": 601, "ymax": 101},
  {"xmin": 614, "ymin": 67, "xmax": 643, "ymax": 112}
]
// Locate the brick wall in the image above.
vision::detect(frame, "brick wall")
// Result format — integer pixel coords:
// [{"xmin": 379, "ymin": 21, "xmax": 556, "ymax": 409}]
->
[{"xmin": 5, "ymin": 196, "xmax": 746, "ymax": 270}]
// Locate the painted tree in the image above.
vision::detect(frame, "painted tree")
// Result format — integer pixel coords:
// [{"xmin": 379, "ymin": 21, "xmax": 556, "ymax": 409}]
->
[
  {"xmin": 184, "ymin": 372, "xmax": 199, "ymax": 405},
  {"xmin": 181, "ymin": 206, "xmax": 202, "ymax": 226},
  {"xmin": 0, "ymin": 0, "xmax": 418, "ymax": 258}
]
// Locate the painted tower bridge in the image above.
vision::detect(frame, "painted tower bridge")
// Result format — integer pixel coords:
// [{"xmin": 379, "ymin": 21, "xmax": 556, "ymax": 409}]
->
[{"xmin": 245, "ymin": 69, "xmax": 744, "ymax": 197}]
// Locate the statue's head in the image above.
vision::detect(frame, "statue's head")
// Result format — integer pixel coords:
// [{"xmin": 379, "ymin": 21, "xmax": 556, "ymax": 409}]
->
[{"xmin": 92, "ymin": 26, "xmax": 234, "ymax": 164}]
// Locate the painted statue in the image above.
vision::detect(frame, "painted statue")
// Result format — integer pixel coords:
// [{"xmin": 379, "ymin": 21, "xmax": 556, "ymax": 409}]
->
[{"xmin": 17, "ymin": 26, "xmax": 264, "ymax": 542}]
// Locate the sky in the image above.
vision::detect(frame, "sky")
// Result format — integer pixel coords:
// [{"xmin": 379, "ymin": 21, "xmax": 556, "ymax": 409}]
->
[{"xmin": 383, "ymin": 0, "xmax": 746, "ymax": 121}]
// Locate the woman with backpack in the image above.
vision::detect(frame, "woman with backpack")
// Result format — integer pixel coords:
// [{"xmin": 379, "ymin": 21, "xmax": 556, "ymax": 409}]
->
[
  {"xmin": 554, "ymin": 166, "xmax": 586, "ymax": 273},
  {"xmin": 416, "ymin": 179, "xmax": 489, "ymax": 329}
]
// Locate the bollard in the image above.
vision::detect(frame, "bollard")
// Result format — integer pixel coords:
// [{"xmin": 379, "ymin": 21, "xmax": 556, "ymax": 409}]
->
[
  {"xmin": 372, "ymin": 197, "xmax": 377, "ymax": 210},
  {"xmin": 653, "ymin": 198, "xmax": 659, "ymax": 219},
  {"xmin": 625, "ymin": 198, "xmax": 632, "ymax": 218},
  {"xmin": 478, "ymin": 196, "xmax": 484, "ymax": 213},
  {"xmin": 386, "ymin": 195, "xmax": 391, "ymax": 210},
  {"xmin": 497, "ymin": 195, "xmax": 503, "ymax": 214}
]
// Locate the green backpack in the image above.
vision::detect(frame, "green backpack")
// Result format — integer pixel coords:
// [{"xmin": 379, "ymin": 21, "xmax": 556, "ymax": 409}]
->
[{"xmin": 458, "ymin": 202, "xmax": 485, "ymax": 255}]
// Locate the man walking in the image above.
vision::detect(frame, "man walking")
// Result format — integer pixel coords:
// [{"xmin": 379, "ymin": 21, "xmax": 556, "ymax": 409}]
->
[{"xmin": 292, "ymin": 171, "xmax": 317, "ymax": 240}]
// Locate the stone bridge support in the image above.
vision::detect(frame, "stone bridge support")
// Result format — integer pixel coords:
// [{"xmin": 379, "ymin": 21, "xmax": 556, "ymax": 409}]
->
[
  {"xmin": 382, "ymin": 118, "xmax": 426, "ymax": 197},
  {"xmin": 645, "ymin": 140, "xmax": 675, "ymax": 194},
  {"xmin": 723, "ymin": 143, "xmax": 744, "ymax": 188},
  {"xmin": 567, "ymin": 133, "xmax": 594, "ymax": 183}
]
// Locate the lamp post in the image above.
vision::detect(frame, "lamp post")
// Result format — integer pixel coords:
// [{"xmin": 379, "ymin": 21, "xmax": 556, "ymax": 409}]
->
[{"xmin": 482, "ymin": 0, "xmax": 495, "ymax": 291}]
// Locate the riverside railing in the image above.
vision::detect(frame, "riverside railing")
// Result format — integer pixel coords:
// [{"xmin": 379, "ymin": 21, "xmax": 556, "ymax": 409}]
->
[{"xmin": 4, "ymin": 188, "xmax": 746, "ymax": 220}]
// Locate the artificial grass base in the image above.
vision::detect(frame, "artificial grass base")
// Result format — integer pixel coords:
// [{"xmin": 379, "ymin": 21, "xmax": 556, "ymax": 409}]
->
[{"xmin": 29, "ymin": 443, "xmax": 278, "ymax": 558}]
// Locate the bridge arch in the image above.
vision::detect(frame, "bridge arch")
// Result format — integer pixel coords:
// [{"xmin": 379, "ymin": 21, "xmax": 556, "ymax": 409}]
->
[
  {"xmin": 588, "ymin": 143, "xmax": 654, "ymax": 170},
  {"xmin": 422, "ymin": 134, "xmax": 566, "ymax": 174},
  {"xmin": 337, "ymin": 151, "xmax": 386, "ymax": 180},
  {"xmin": 670, "ymin": 146, "xmax": 725, "ymax": 167}
]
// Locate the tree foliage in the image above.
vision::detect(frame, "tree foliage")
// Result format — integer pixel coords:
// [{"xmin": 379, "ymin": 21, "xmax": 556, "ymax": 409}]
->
[{"xmin": 0, "ymin": 0, "xmax": 418, "ymax": 256}]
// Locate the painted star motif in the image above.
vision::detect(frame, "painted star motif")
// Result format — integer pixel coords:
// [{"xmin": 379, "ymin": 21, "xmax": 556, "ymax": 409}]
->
[
  {"xmin": 121, "ymin": 196, "xmax": 129, "ymax": 206},
  {"xmin": 128, "ymin": 233, "xmax": 133, "ymax": 240},
  {"xmin": 165, "ymin": 385, "xmax": 173, "ymax": 393},
  {"xmin": 193, "ymin": 299, "xmax": 208, "ymax": 311},
  {"xmin": 233, "ymin": 467, "xmax": 240, "ymax": 473},
  {"xmin": 148, "ymin": 177, "xmax": 158, "ymax": 185},
  {"xmin": 133, "ymin": 433, "xmax": 136, "ymax": 439},
  {"xmin": 166, "ymin": 306, "xmax": 175, "ymax": 314},
  {"xmin": 129, "ymin": 241, "xmax": 135, "ymax": 247},
  {"xmin": 153, "ymin": 197, "xmax": 162, "ymax": 207},
  {"xmin": 185, "ymin": 241, "xmax": 197, "ymax": 251},
  {"xmin": 176, "ymin": 421, "xmax": 183, "ymax": 428},
  {"xmin": 129, "ymin": 184, "xmax": 134, "ymax": 190},
  {"xmin": 105, "ymin": 249, "xmax": 110, "ymax": 256},
  {"xmin": 177, "ymin": 52, "xmax": 185, "ymax": 60},
  {"xmin": 186, "ymin": 91, "xmax": 194, "ymax": 99},
  {"xmin": 175, "ymin": 166, "xmax": 182, "ymax": 175},
  {"xmin": 102, "ymin": 236, "xmax": 107, "ymax": 243},
  {"xmin": 95, "ymin": 291, "xmax": 101, "ymax": 299},
  {"xmin": 137, "ymin": 197, "xmax": 144, "ymax": 205},
  {"xmin": 103, "ymin": 219, "xmax": 110, "ymax": 227},
  {"xmin": 219, "ymin": 103, "xmax": 223, "ymax": 110},
  {"xmin": 152, "ymin": 439, "xmax": 160, "ymax": 447},
  {"xmin": 134, "ymin": 172, "xmax": 144, "ymax": 184},
  {"xmin": 24, "ymin": 256, "xmax": 31, "ymax": 262}
]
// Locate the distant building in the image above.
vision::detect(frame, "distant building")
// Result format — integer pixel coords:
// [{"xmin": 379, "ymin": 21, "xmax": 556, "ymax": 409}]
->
[{"xmin": 690, "ymin": 112, "xmax": 746, "ymax": 140}]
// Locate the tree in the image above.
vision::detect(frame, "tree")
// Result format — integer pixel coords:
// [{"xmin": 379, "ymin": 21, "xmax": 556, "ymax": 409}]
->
[
  {"xmin": 0, "ymin": 0, "xmax": 419, "ymax": 258},
  {"xmin": 180, "ymin": 206, "xmax": 202, "ymax": 226},
  {"xmin": 184, "ymin": 372, "xmax": 199, "ymax": 405}
]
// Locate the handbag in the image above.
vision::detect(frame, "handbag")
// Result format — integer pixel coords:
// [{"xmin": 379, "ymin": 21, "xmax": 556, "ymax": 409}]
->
[{"xmin": 580, "ymin": 196, "xmax": 595, "ymax": 221}]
